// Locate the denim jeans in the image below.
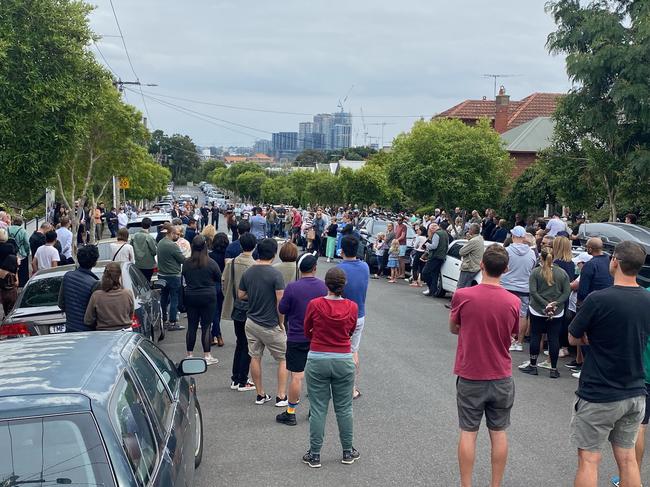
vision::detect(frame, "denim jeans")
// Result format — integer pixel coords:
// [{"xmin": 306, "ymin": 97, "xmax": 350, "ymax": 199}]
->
[
  {"xmin": 159, "ymin": 274, "xmax": 181, "ymax": 323},
  {"xmin": 267, "ymin": 222, "xmax": 276, "ymax": 238},
  {"xmin": 212, "ymin": 289, "xmax": 224, "ymax": 338}
]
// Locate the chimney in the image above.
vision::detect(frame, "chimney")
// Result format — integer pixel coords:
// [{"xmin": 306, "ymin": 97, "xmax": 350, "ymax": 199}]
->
[{"xmin": 494, "ymin": 86, "xmax": 510, "ymax": 134}]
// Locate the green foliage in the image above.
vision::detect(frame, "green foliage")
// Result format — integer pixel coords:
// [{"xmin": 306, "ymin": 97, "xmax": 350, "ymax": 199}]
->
[
  {"xmin": 261, "ymin": 177, "xmax": 296, "ymax": 205},
  {"xmin": 212, "ymin": 163, "xmax": 263, "ymax": 193},
  {"xmin": 305, "ymin": 172, "xmax": 341, "ymax": 207},
  {"xmin": 388, "ymin": 118, "xmax": 513, "ymax": 211},
  {"xmin": 236, "ymin": 172, "xmax": 267, "ymax": 201},
  {"xmin": 341, "ymin": 165, "xmax": 388, "ymax": 207},
  {"xmin": 0, "ymin": 0, "xmax": 99, "ymax": 205},
  {"xmin": 295, "ymin": 149, "xmax": 326, "ymax": 166},
  {"xmin": 127, "ymin": 156, "xmax": 171, "ymax": 201},
  {"xmin": 501, "ymin": 162, "xmax": 557, "ymax": 221},
  {"xmin": 148, "ymin": 130, "xmax": 201, "ymax": 184},
  {"xmin": 545, "ymin": 0, "xmax": 650, "ymax": 220}
]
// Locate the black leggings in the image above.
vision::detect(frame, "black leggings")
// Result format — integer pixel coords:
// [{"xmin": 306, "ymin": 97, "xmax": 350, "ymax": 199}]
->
[
  {"xmin": 529, "ymin": 314, "xmax": 562, "ymax": 368},
  {"xmin": 185, "ymin": 294, "xmax": 217, "ymax": 353}
]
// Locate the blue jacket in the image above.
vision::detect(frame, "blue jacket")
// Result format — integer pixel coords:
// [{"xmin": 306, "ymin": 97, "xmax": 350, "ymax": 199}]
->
[{"xmin": 58, "ymin": 268, "xmax": 100, "ymax": 332}]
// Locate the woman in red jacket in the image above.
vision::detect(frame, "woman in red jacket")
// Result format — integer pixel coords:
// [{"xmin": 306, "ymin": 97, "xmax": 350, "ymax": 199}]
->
[{"xmin": 302, "ymin": 267, "xmax": 359, "ymax": 469}]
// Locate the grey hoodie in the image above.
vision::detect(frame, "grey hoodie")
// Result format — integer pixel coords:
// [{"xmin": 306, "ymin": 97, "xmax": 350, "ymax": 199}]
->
[{"xmin": 500, "ymin": 243, "xmax": 536, "ymax": 293}]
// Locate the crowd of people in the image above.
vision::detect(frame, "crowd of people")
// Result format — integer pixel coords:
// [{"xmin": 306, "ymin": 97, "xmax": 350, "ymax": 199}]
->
[{"xmin": 2, "ymin": 194, "xmax": 650, "ymax": 483}]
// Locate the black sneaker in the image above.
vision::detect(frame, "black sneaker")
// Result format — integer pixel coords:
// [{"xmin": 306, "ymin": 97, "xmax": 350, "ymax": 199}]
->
[
  {"xmin": 255, "ymin": 393, "xmax": 271, "ymax": 405},
  {"xmin": 550, "ymin": 369, "xmax": 560, "ymax": 379},
  {"xmin": 302, "ymin": 451, "xmax": 321, "ymax": 468},
  {"xmin": 565, "ymin": 360, "xmax": 580, "ymax": 369},
  {"xmin": 342, "ymin": 448, "xmax": 360, "ymax": 465},
  {"xmin": 519, "ymin": 364, "xmax": 538, "ymax": 375},
  {"xmin": 276, "ymin": 411, "xmax": 297, "ymax": 426}
]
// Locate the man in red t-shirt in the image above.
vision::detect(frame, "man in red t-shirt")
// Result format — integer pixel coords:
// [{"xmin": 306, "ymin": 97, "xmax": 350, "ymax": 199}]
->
[
  {"xmin": 291, "ymin": 208, "xmax": 302, "ymax": 244},
  {"xmin": 449, "ymin": 244, "xmax": 519, "ymax": 487}
]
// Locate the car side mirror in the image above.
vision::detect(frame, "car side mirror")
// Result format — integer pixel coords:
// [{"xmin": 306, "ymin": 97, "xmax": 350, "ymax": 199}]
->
[
  {"xmin": 178, "ymin": 357, "xmax": 207, "ymax": 376},
  {"xmin": 151, "ymin": 280, "xmax": 167, "ymax": 291}
]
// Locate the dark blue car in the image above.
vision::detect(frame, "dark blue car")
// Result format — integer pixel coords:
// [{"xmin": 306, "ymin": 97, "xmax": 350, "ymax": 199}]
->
[{"xmin": 0, "ymin": 331, "xmax": 206, "ymax": 486}]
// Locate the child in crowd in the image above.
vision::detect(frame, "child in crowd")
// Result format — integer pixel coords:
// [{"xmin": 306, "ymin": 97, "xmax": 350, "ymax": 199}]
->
[
  {"xmin": 372, "ymin": 232, "xmax": 387, "ymax": 279},
  {"xmin": 387, "ymin": 239, "xmax": 400, "ymax": 283}
]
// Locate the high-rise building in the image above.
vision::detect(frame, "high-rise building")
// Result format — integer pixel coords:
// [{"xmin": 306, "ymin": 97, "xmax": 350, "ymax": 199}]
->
[
  {"xmin": 313, "ymin": 113, "xmax": 334, "ymax": 150},
  {"xmin": 333, "ymin": 124, "xmax": 352, "ymax": 150},
  {"xmin": 298, "ymin": 122, "xmax": 313, "ymax": 150},
  {"xmin": 253, "ymin": 139, "xmax": 272, "ymax": 155},
  {"xmin": 272, "ymin": 132, "xmax": 298, "ymax": 157}
]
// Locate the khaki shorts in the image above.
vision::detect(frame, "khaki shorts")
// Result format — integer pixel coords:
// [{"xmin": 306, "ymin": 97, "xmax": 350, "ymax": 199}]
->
[
  {"xmin": 570, "ymin": 395, "xmax": 645, "ymax": 451},
  {"xmin": 245, "ymin": 318, "xmax": 287, "ymax": 361}
]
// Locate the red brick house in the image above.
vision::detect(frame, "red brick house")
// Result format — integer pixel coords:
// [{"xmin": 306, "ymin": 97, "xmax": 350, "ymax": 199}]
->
[{"xmin": 436, "ymin": 87, "xmax": 563, "ymax": 177}]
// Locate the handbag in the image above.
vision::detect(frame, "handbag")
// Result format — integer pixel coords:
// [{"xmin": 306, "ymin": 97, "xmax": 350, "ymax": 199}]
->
[
  {"xmin": 230, "ymin": 258, "xmax": 248, "ymax": 322},
  {"xmin": 0, "ymin": 269, "xmax": 17, "ymax": 291}
]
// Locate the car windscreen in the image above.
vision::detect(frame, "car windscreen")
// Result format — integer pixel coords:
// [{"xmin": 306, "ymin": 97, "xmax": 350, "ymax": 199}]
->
[
  {"xmin": 19, "ymin": 276, "xmax": 64, "ymax": 308},
  {"xmin": 0, "ymin": 413, "xmax": 115, "ymax": 487}
]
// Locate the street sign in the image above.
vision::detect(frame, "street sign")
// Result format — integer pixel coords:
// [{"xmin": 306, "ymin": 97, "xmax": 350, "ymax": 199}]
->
[{"xmin": 118, "ymin": 177, "xmax": 130, "ymax": 189}]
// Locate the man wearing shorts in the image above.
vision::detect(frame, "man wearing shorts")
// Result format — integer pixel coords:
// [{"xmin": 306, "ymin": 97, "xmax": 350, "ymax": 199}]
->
[
  {"xmin": 569, "ymin": 241, "xmax": 650, "ymax": 487},
  {"xmin": 337, "ymin": 235, "xmax": 369, "ymax": 399},
  {"xmin": 394, "ymin": 216, "xmax": 408, "ymax": 279},
  {"xmin": 500, "ymin": 226, "xmax": 536, "ymax": 352},
  {"xmin": 450, "ymin": 244, "xmax": 519, "ymax": 487},
  {"xmin": 276, "ymin": 254, "xmax": 327, "ymax": 426},
  {"xmin": 239, "ymin": 238, "xmax": 288, "ymax": 406}
]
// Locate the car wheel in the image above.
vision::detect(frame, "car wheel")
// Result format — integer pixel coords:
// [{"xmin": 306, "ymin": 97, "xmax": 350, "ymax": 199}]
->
[
  {"xmin": 434, "ymin": 273, "xmax": 446, "ymax": 297},
  {"xmin": 194, "ymin": 397, "xmax": 204, "ymax": 468}
]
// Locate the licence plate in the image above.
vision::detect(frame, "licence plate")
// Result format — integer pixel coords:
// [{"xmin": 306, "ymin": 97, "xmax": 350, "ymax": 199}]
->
[{"xmin": 49, "ymin": 325, "xmax": 66, "ymax": 334}]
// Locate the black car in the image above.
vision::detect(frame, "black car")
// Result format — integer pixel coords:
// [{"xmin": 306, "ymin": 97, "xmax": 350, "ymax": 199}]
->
[
  {"xmin": 0, "ymin": 331, "xmax": 206, "ymax": 486},
  {"xmin": 1, "ymin": 261, "xmax": 165, "ymax": 341},
  {"xmin": 358, "ymin": 218, "xmax": 416, "ymax": 274},
  {"xmin": 578, "ymin": 222, "xmax": 650, "ymax": 286}
]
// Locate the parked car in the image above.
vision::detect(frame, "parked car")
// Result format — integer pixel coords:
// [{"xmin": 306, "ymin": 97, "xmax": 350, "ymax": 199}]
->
[
  {"xmin": 127, "ymin": 212, "xmax": 171, "ymax": 240},
  {"xmin": 0, "ymin": 261, "xmax": 165, "ymax": 341},
  {"xmin": 358, "ymin": 218, "xmax": 416, "ymax": 274},
  {"xmin": 0, "ymin": 331, "xmax": 206, "ymax": 486},
  {"xmin": 578, "ymin": 222, "xmax": 650, "ymax": 287}
]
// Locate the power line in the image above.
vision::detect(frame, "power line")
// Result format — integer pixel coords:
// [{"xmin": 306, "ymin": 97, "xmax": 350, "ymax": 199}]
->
[
  {"xmin": 136, "ymin": 89, "xmax": 429, "ymax": 119},
  {"xmin": 92, "ymin": 41, "xmax": 118, "ymax": 78},
  {"xmin": 108, "ymin": 0, "xmax": 152, "ymax": 126}
]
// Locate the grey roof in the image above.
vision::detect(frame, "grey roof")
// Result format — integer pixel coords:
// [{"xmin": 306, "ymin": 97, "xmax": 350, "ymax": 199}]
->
[{"xmin": 501, "ymin": 116, "xmax": 554, "ymax": 153}]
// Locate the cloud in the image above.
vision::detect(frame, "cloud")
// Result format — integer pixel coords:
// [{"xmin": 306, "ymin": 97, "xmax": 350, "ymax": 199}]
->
[{"xmin": 90, "ymin": 0, "xmax": 569, "ymax": 146}]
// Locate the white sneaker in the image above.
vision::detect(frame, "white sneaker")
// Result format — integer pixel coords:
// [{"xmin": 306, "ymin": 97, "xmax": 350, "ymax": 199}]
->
[
  {"xmin": 537, "ymin": 360, "xmax": 552, "ymax": 370},
  {"xmin": 204, "ymin": 356, "xmax": 219, "ymax": 366},
  {"xmin": 327, "ymin": 258, "xmax": 331, "ymax": 263},
  {"xmin": 559, "ymin": 348, "xmax": 569, "ymax": 358},
  {"xmin": 509, "ymin": 343, "xmax": 523, "ymax": 352},
  {"xmin": 230, "ymin": 381, "xmax": 239, "ymax": 390},
  {"xmin": 518, "ymin": 360, "xmax": 531, "ymax": 369},
  {"xmin": 543, "ymin": 350, "xmax": 549, "ymax": 356},
  {"xmin": 572, "ymin": 371, "xmax": 581, "ymax": 379},
  {"xmin": 422, "ymin": 289, "xmax": 431, "ymax": 296},
  {"xmin": 238, "ymin": 382, "xmax": 256, "ymax": 392},
  {"xmin": 275, "ymin": 396, "xmax": 289, "ymax": 407}
]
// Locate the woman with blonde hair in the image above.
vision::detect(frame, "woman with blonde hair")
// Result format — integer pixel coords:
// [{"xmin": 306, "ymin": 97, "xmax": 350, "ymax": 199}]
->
[
  {"xmin": 201, "ymin": 224, "xmax": 217, "ymax": 248},
  {"xmin": 84, "ymin": 262, "xmax": 134, "ymax": 331},
  {"xmin": 519, "ymin": 247, "xmax": 570, "ymax": 379},
  {"xmin": 552, "ymin": 236, "xmax": 576, "ymax": 358}
]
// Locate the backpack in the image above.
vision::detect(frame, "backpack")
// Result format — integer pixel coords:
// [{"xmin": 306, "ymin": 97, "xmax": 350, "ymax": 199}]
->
[{"xmin": 6, "ymin": 229, "xmax": 19, "ymax": 255}]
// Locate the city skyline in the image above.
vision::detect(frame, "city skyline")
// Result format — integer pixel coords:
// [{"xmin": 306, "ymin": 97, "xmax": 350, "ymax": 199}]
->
[{"xmin": 89, "ymin": 1, "xmax": 570, "ymax": 147}]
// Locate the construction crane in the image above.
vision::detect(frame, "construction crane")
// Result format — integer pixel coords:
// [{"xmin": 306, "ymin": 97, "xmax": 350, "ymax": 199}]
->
[
  {"xmin": 482, "ymin": 74, "xmax": 521, "ymax": 98},
  {"xmin": 366, "ymin": 121, "xmax": 395, "ymax": 148},
  {"xmin": 337, "ymin": 84, "xmax": 354, "ymax": 112},
  {"xmin": 359, "ymin": 106, "xmax": 368, "ymax": 146}
]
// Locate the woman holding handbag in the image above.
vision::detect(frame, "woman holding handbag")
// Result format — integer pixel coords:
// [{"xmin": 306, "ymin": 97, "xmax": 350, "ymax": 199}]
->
[
  {"xmin": 222, "ymin": 233, "xmax": 257, "ymax": 391},
  {"xmin": 109, "ymin": 228, "xmax": 135, "ymax": 263}
]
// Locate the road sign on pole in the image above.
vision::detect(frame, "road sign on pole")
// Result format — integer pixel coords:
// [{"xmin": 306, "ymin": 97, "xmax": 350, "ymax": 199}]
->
[{"xmin": 118, "ymin": 177, "xmax": 130, "ymax": 190}]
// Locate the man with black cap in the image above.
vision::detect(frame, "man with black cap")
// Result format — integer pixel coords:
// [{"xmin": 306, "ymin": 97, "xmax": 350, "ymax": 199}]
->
[{"xmin": 276, "ymin": 253, "xmax": 328, "ymax": 425}]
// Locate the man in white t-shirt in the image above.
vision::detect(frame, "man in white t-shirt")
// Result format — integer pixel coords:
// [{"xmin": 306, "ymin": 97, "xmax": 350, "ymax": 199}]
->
[
  {"xmin": 117, "ymin": 209, "xmax": 128, "ymax": 230},
  {"xmin": 55, "ymin": 216, "xmax": 73, "ymax": 265},
  {"xmin": 545, "ymin": 213, "xmax": 566, "ymax": 237},
  {"xmin": 33, "ymin": 231, "xmax": 60, "ymax": 272}
]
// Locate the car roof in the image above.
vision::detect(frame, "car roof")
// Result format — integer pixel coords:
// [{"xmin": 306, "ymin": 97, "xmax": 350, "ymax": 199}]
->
[
  {"xmin": 0, "ymin": 331, "xmax": 137, "ymax": 418},
  {"xmin": 29, "ymin": 261, "xmax": 115, "ymax": 281}
]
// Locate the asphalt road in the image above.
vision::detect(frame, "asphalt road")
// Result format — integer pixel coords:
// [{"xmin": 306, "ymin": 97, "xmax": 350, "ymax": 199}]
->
[{"xmin": 160, "ymin": 263, "xmax": 650, "ymax": 487}]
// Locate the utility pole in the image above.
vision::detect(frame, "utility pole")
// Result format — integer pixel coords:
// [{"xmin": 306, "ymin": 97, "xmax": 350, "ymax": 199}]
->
[
  {"xmin": 482, "ymin": 74, "xmax": 521, "ymax": 98},
  {"xmin": 112, "ymin": 79, "xmax": 158, "ymax": 93}
]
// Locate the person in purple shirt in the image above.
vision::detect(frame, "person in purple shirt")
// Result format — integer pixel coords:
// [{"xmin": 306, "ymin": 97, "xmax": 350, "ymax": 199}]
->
[{"xmin": 275, "ymin": 254, "xmax": 327, "ymax": 426}]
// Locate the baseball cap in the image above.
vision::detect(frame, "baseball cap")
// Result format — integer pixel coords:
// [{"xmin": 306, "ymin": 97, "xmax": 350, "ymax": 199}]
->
[
  {"xmin": 298, "ymin": 253, "xmax": 318, "ymax": 273},
  {"xmin": 572, "ymin": 252, "xmax": 593, "ymax": 265},
  {"xmin": 511, "ymin": 226, "xmax": 526, "ymax": 238}
]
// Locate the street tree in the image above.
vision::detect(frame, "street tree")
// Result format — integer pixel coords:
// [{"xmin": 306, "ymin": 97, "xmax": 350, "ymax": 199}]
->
[
  {"xmin": 148, "ymin": 130, "xmax": 201, "ymax": 184},
  {"xmin": 295, "ymin": 149, "xmax": 326, "ymax": 166},
  {"xmin": 546, "ymin": 0, "xmax": 650, "ymax": 220},
  {"xmin": 236, "ymin": 172, "xmax": 267, "ymax": 201},
  {"xmin": 387, "ymin": 118, "xmax": 512, "ymax": 211},
  {"xmin": 0, "ymin": 0, "xmax": 98, "ymax": 206},
  {"xmin": 261, "ymin": 176, "xmax": 296, "ymax": 205},
  {"xmin": 306, "ymin": 171, "xmax": 341, "ymax": 207},
  {"xmin": 127, "ymin": 156, "xmax": 171, "ymax": 201},
  {"xmin": 342, "ymin": 166, "xmax": 389, "ymax": 207}
]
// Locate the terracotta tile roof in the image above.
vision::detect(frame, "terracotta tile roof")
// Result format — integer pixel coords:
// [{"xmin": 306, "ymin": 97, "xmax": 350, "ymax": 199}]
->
[{"xmin": 436, "ymin": 92, "xmax": 563, "ymax": 130}]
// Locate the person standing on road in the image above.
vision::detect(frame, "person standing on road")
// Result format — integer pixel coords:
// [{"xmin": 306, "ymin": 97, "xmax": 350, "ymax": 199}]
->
[
  {"xmin": 238, "ymin": 238, "xmax": 288, "ymax": 406},
  {"xmin": 182, "ymin": 235, "xmax": 221, "ymax": 366},
  {"xmin": 266, "ymin": 206, "xmax": 278, "ymax": 238},
  {"xmin": 211, "ymin": 203, "xmax": 220, "ymax": 230},
  {"xmin": 325, "ymin": 217, "xmax": 338, "ymax": 263},
  {"xmin": 501, "ymin": 226, "xmax": 537, "ymax": 353},
  {"xmin": 33, "ymin": 230, "xmax": 60, "ymax": 272},
  {"xmin": 29, "ymin": 222, "xmax": 51, "ymax": 266},
  {"xmin": 519, "ymin": 247, "xmax": 570, "ymax": 379},
  {"xmin": 209, "ymin": 232, "xmax": 229, "ymax": 347},
  {"xmin": 291, "ymin": 208, "xmax": 303, "ymax": 244},
  {"xmin": 225, "ymin": 220, "xmax": 256, "ymax": 260},
  {"xmin": 222, "ymin": 233, "xmax": 257, "ymax": 391},
  {"xmin": 110, "ymin": 228, "xmax": 135, "ymax": 263},
  {"xmin": 130, "ymin": 217, "xmax": 157, "ymax": 282},
  {"xmin": 381, "ymin": 222, "xmax": 396, "ymax": 277},
  {"xmin": 58, "ymin": 245, "xmax": 100, "ymax": 332},
  {"xmin": 84, "ymin": 262, "xmax": 134, "ymax": 331},
  {"xmin": 274, "ymin": 241, "xmax": 299, "ymax": 287},
  {"xmin": 337, "ymin": 235, "xmax": 369, "ymax": 400},
  {"xmin": 8, "ymin": 216, "xmax": 29, "ymax": 286},
  {"xmin": 184, "ymin": 218, "xmax": 198, "ymax": 243},
  {"xmin": 422, "ymin": 222, "xmax": 449, "ymax": 296},
  {"xmin": 568, "ymin": 241, "xmax": 650, "ymax": 487},
  {"xmin": 0, "ymin": 228, "xmax": 19, "ymax": 315},
  {"xmin": 117, "ymin": 208, "xmax": 128, "ymax": 230},
  {"xmin": 394, "ymin": 216, "xmax": 408, "ymax": 279},
  {"xmin": 449, "ymin": 244, "xmax": 520, "ymax": 487},
  {"xmin": 157, "ymin": 223, "xmax": 186, "ymax": 331},
  {"xmin": 312, "ymin": 209, "xmax": 326, "ymax": 257},
  {"xmin": 106, "ymin": 208, "xmax": 118, "ymax": 238},
  {"xmin": 457, "ymin": 223, "xmax": 484, "ymax": 290},
  {"xmin": 250, "ymin": 207, "xmax": 267, "ymax": 241},
  {"xmin": 577, "ymin": 237, "xmax": 613, "ymax": 304},
  {"xmin": 301, "ymin": 267, "xmax": 359, "ymax": 469},
  {"xmin": 276, "ymin": 254, "xmax": 328, "ymax": 426},
  {"xmin": 56, "ymin": 216, "xmax": 74, "ymax": 265}
]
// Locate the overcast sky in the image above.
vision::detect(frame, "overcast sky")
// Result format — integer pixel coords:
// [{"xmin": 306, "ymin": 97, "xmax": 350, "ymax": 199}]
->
[{"xmin": 89, "ymin": 0, "xmax": 570, "ymax": 148}]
